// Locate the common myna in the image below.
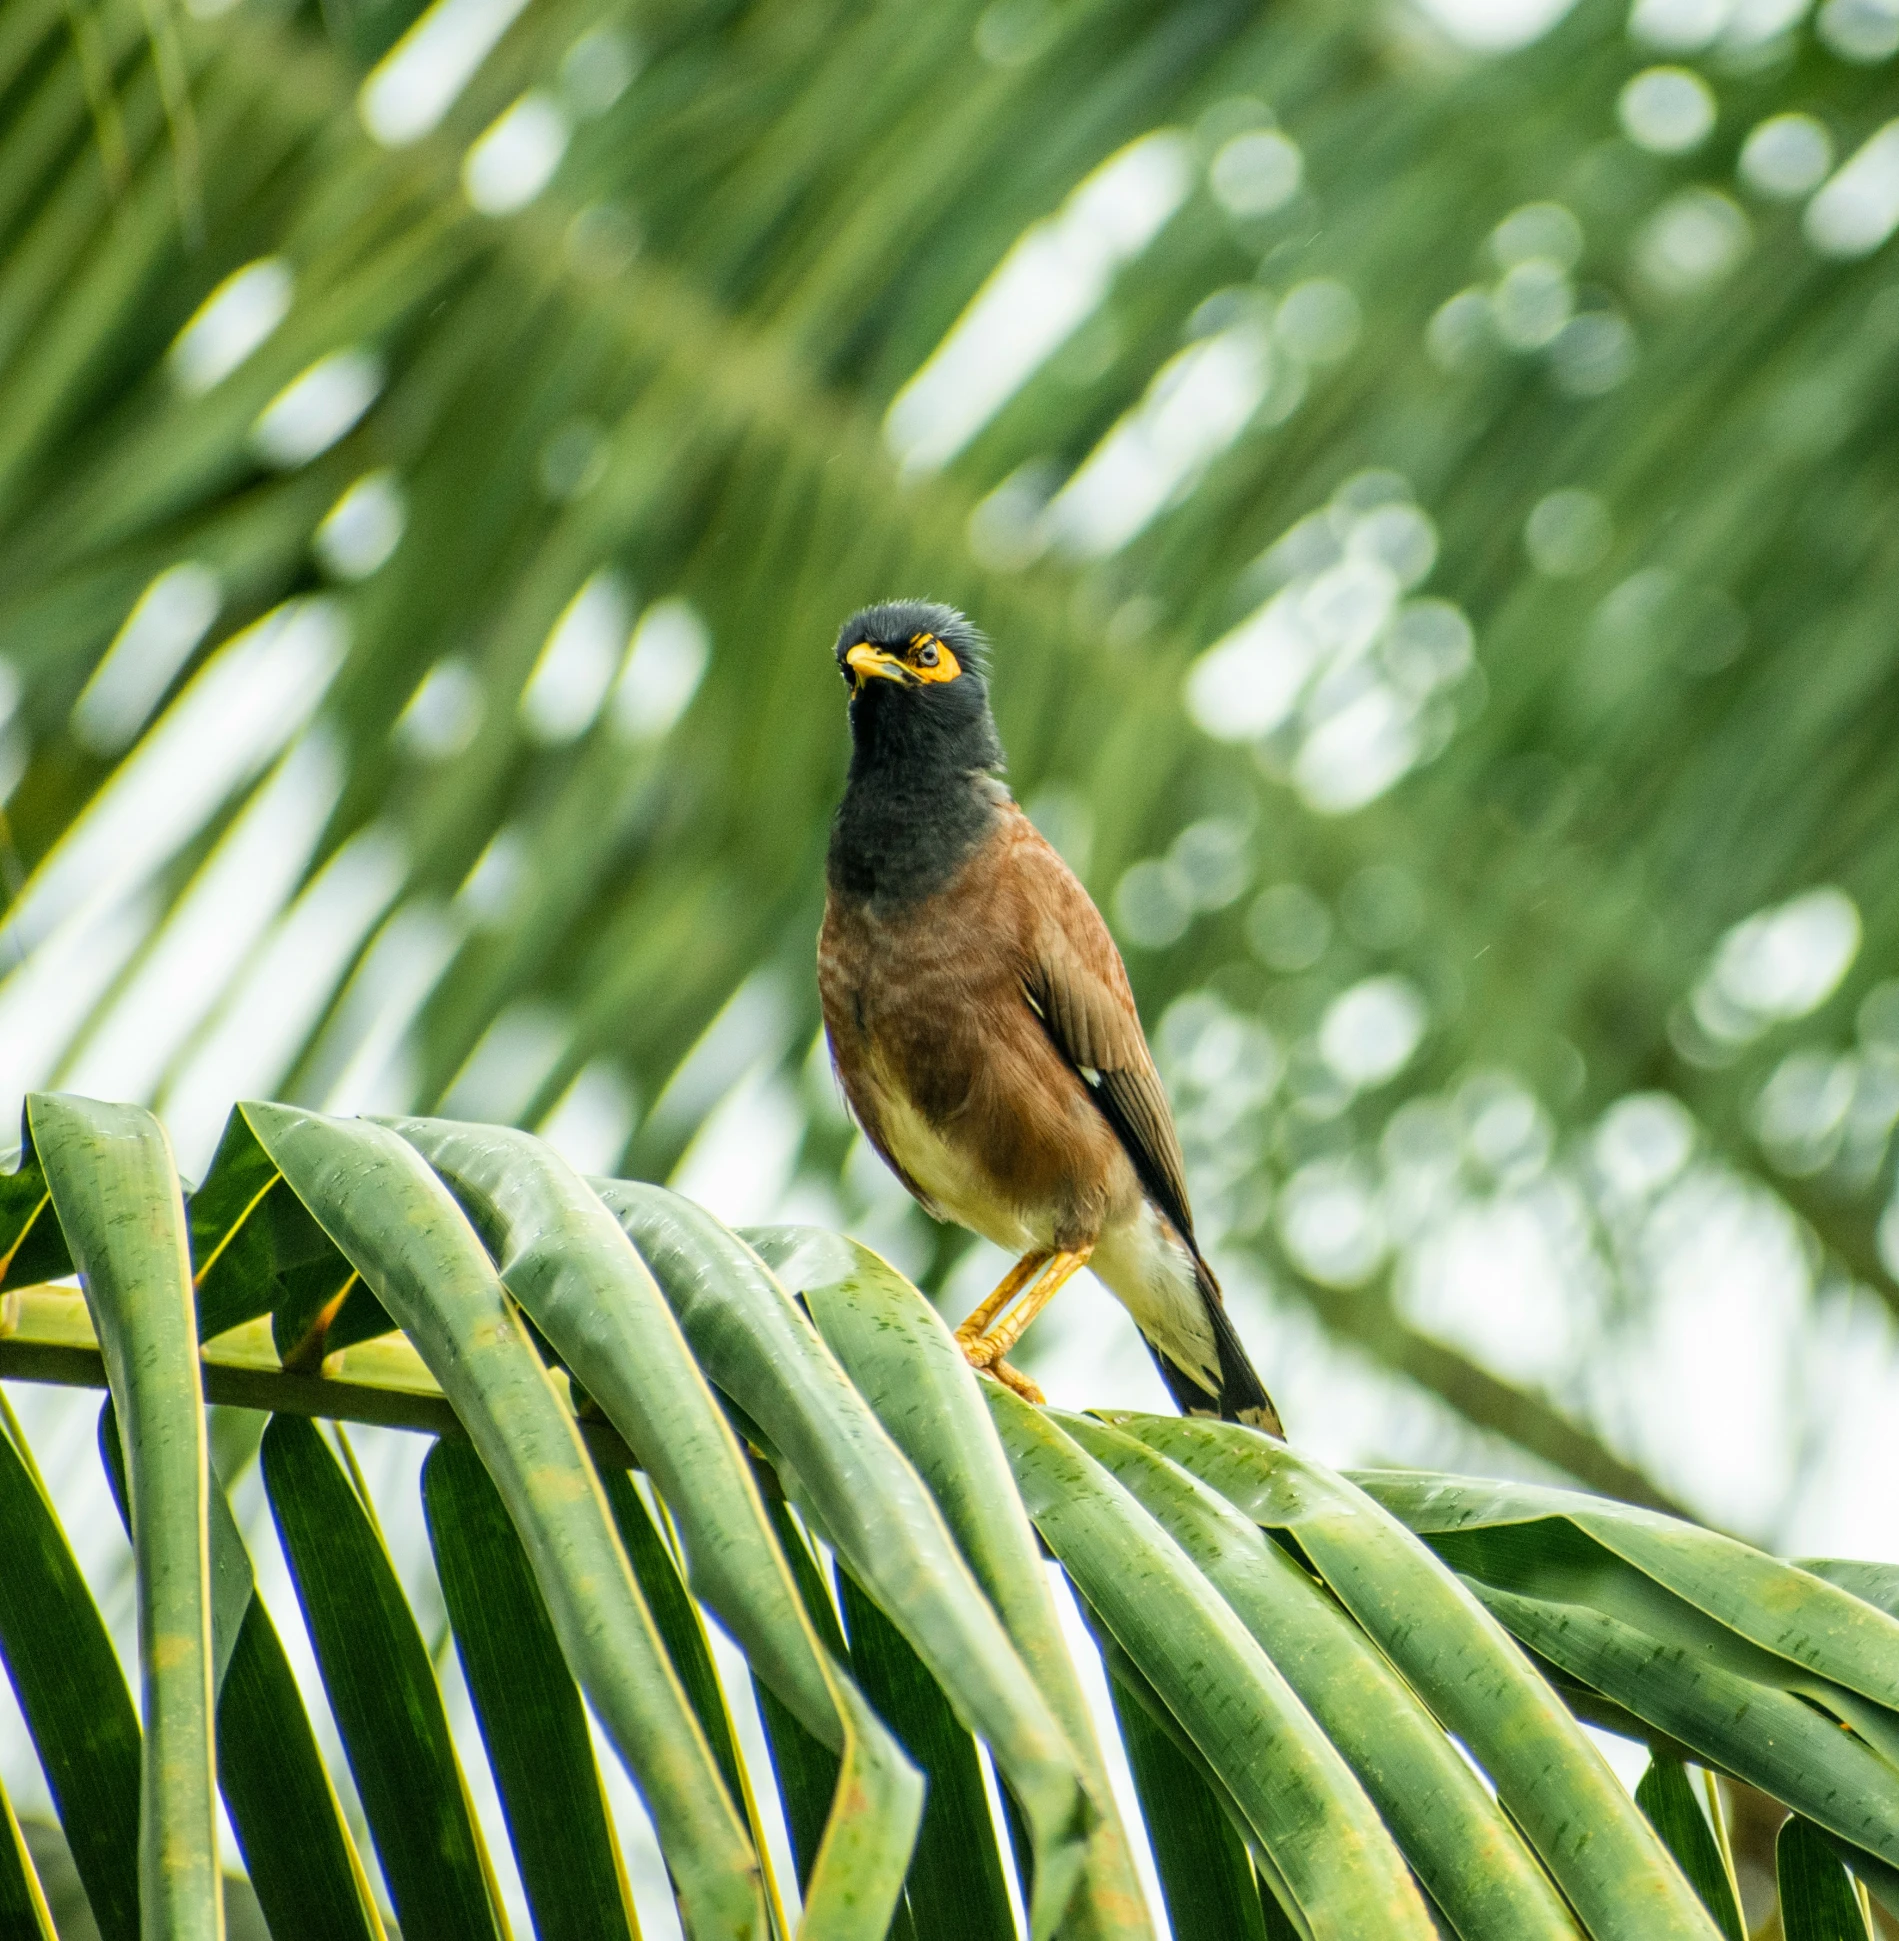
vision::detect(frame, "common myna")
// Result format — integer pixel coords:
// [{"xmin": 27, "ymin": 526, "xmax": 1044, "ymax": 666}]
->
[{"xmin": 818, "ymin": 599, "xmax": 1283, "ymax": 1434}]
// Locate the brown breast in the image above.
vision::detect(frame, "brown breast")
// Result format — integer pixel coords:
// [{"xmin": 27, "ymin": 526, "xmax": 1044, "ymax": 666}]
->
[{"xmin": 817, "ymin": 810, "xmax": 1140, "ymax": 1248}]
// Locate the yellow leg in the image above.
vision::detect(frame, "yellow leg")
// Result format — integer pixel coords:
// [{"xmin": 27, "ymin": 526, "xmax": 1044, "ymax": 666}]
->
[
  {"xmin": 969, "ymin": 1245, "xmax": 1093, "ymax": 1369},
  {"xmin": 954, "ymin": 1250, "xmax": 1050, "ymax": 1355}
]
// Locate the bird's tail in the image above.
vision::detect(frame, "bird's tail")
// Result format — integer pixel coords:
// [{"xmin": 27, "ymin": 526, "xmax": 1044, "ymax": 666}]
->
[{"xmin": 1146, "ymin": 1248, "xmax": 1284, "ymax": 1438}]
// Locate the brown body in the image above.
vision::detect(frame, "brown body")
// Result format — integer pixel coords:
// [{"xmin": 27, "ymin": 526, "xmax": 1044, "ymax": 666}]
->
[
  {"xmin": 821, "ymin": 597, "xmax": 1282, "ymax": 1432},
  {"xmin": 822, "ymin": 796, "xmax": 1245, "ymax": 1401},
  {"xmin": 822, "ymin": 800, "xmax": 1145, "ymax": 1251}
]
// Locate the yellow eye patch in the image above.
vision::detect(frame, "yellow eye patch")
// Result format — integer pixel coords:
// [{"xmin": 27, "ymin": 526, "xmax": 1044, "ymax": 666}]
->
[{"xmin": 908, "ymin": 632, "xmax": 962, "ymax": 683}]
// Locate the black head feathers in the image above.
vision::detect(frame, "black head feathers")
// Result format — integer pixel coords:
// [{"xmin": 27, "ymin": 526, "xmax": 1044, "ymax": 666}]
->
[
  {"xmin": 828, "ymin": 599, "xmax": 1007, "ymax": 905},
  {"xmin": 834, "ymin": 600, "xmax": 989, "ymax": 679},
  {"xmin": 833, "ymin": 599, "xmax": 1003, "ymax": 782}
]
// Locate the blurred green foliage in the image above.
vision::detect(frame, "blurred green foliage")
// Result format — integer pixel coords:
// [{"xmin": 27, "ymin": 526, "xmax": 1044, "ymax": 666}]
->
[{"xmin": 5, "ymin": 0, "xmax": 1899, "ymax": 1516}]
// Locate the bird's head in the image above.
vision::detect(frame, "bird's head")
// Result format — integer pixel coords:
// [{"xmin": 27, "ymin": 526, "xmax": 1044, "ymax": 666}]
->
[{"xmin": 834, "ymin": 601, "xmax": 1002, "ymax": 775}]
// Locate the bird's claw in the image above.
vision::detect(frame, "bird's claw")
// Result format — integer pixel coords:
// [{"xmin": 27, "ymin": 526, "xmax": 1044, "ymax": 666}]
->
[
  {"xmin": 953, "ymin": 1324, "xmax": 1000, "ymax": 1369},
  {"xmin": 953, "ymin": 1327, "xmax": 1044, "ymax": 1402},
  {"xmin": 988, "ymin": 1357, "xmax": 1045, "ymax": 1405}
]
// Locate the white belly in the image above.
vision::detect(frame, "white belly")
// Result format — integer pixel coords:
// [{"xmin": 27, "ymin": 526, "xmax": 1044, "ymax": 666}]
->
[
  {"xmin": 875, "ymin": 1087, "xmax": 1051, "ymax": 1254},
  {"xmin": 866, "ymin": 1063, "xmax": 1218, "ymax": 1388}
]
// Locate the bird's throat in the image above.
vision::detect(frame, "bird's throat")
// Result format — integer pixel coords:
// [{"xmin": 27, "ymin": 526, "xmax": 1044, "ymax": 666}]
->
[
  {"xmin": 830, "ymin": 668, "xmax": 1007, "ymax": 906},
  {"xmin": 828, "ymin": 752, "xmax": 1004, "ymax": 908}
]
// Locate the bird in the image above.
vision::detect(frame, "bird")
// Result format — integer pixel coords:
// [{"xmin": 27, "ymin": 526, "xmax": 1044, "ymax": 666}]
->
[{"xmin": 816, "ymin": 598, "xmax": 1283, "ymax": 1435}]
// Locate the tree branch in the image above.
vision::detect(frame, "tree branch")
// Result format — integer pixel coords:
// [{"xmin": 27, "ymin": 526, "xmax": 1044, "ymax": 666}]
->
[{"xmin": 0, "ymin": 1286, "xmax": 636, "ymax": 1468}]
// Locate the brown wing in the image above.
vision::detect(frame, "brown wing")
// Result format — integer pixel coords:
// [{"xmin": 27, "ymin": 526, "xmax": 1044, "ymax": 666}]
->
[
  {"xmin": 1008, "ymin": 821, "xmax": 1199, "ymax": 1246},
  {"xmin": 1013, "ymin": 829, "xmax": 1285, "ymax": 1431}
]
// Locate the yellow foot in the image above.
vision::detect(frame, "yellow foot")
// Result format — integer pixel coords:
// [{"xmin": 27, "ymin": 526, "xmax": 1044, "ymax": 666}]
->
[
  {"xmin": 952, "ymin": 1244, "xmax": 1094, "ymax": 1395},
  {"xmin": 954, "ymin": 1250, "xmax": 1050, "ymax": 1361},
  {"xmin": 988, "ymin": 1358, "xmax": 1046, "ymax": 1405},
  {"xmin": 958, "ymin": 1330, "xmax": 1000, "ymax": 1371}
]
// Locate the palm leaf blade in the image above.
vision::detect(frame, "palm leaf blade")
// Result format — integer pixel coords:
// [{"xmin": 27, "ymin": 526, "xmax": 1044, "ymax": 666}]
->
[
  {"xmin": 1779, "ymin": 1817, "xmax": 1874, "ymax": 1941},
  {"xmin": 834, "ymin": 1563, "xmax": 1017, "ymax": 1941},
  {"xmin": 0, "ymin": 1777, "xmax": 55, "ymax": 1941},
  {"xmin": 751, "ymin": 1497, "xmax": 850, "ymax": 1894},
  {"xmin": 1474, "ymin": 1580, "xmax": 1899, "ymax": 1872},
  {"xmin": 0, "ymin": 1398, "xmax": 140, "ymax": 1941},
  {"xmin": 597, "ymin": 1466, "xmax": 750, "ymax": 1811},
  {"xmin": 215, "ymin": 1590, "xmax": 388, "ymax": 1941},
  {"xmin": 0, "ymin": 1142, "xmax": 69, "ymax": 1291},
  {"xmin": 1120, "ymin": 1417, "xmax": 1725, "ymax": 1941},
  {"xmin": 1360, "ymin": 1475, "xmax": 1899, "ymax": 1717},
  {"xmin": 30, "ymin": 1093, "xmax": 219, "ymax": 1941},
  {"xmin": 244, "ymin": 1104, "xmax": 768, "ymax": 1941},
  {"xmin": 598, "ymin": 1177, "xmax": 1091, "ymax": 1941},
  {"xmin": 987, "ymin": 1388, "xmax": 1435, "ymax": 1940},
  {"xmin": 95, "ymin": 1393, "xmax": 383, "ymax": 1938},
  {"xmin": 752, "ymin": 1225, "xmax": 1154, "ymax": 1941},
  {"xmin": 1060, "ymin": 1412, "xmax": 1580, "ymax": 1940},
  {"xmin": 1635, "ymin": 1757, "xmax": 1745, "ymax": 1941},
  {"xmin": 423, "ymin": 1438, "xmax": 641, "ymax": 1941},
  {"xmin": 1093, "ymin": 1630, "xmax": 1273, "ymax": 1941},
  {"xmin": 394, "ymin": 1116, "xmax": 924, "ymax": 1941},
  {"xmin": 259, "ymin": 1412, "xmax": 504, "ymax": 1941}
]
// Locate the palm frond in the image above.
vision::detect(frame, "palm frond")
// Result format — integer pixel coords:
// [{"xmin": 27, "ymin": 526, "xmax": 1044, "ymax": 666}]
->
[
  {"xmin": 0, "ymin": 1097, "xmax": 1895, "ymax": 1936},
  {"xmin": 3, "ymin": 0, "xmax": 1899, "ymax": 1522}
]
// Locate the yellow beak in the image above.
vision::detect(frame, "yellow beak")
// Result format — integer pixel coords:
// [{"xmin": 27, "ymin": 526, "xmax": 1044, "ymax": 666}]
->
[{"xmin": 845, "ymin": 643, "xmax": 911, "ymax": 685}]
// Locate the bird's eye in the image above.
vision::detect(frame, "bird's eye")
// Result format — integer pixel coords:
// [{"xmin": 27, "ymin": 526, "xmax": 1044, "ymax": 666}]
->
[{"xmin": 916, "ymin": 642, "xmax": 940, "ymax": 668}]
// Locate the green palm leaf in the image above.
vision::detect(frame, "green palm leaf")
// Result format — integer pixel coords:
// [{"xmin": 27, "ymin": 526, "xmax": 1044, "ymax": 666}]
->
[
  {"xmin": 261, "ymin": 1413, "xmax": 506, "ymax": 1941},
  {"xmin": 751, "ymin": 1224, "xmax": 1152, "ymax": 1941},
  {"xmin": 1115, "ymin": 1414, "xmax": 1723, "ymax": 1940},
  {"xmin": 598, "ymin": 1180, "xmax": 1092, "ymax": 1941},
  {"xmin": 246, "ymin": 1103, "xmax": 770, "ymax": 1941},
  {"xmin": 0, "ymin": 1102, "xmax": 1894, "ymax": 1935},
  {"xmin": 5, "ymin": 0, "xmax": 1899, "ymax": 1519},
  {"xmin": 422, "ymin": 1439, "xmax": 641, "ymax": 1941},
  {"xmin": 31, "ymin": 1094, "xmax": 220, "ymax": 1941}
]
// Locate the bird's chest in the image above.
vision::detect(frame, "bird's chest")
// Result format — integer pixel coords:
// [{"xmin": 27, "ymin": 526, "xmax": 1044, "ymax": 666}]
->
[
  {"xmin": 819, "ymin": 886, "xmax": 995, "ymax": 1104},
  {"xmin": 818, "ymin": 890, "xmax": 1049, "ymax": 1251}
]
